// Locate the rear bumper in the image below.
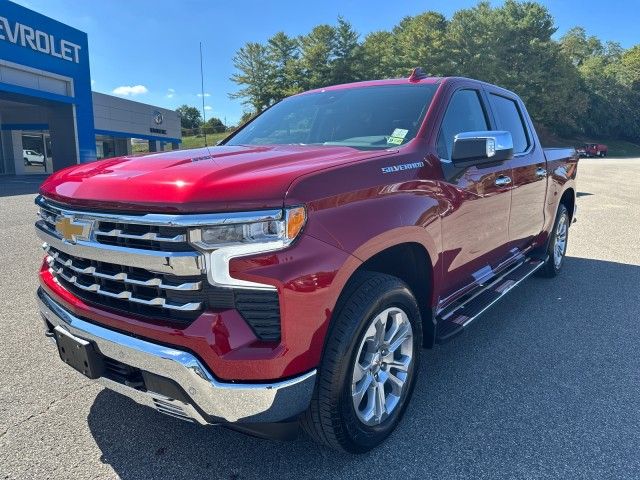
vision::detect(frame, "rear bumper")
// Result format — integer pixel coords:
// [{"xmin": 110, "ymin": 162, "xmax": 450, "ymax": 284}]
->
[{"xmin": 37, "ymin": 288, "xmax": 316, "ymax": 425}]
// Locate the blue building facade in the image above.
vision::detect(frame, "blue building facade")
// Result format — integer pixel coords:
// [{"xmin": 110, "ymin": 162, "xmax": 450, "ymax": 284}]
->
[{"xmin": 0, "ymin": 0, "xmax": 180, "ymax": 175}]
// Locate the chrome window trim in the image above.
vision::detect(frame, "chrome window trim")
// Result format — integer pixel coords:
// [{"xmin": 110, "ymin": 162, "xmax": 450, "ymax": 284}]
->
[{"xmin": 36, "ymin": 195, "xmax": 283, "ymax": 227}]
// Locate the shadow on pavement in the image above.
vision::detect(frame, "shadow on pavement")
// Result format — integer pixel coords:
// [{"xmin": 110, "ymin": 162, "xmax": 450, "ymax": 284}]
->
[
  {"xmin": 87, "ymin": 256, "xmax": 640, "ymax": 479},
  {"xmin": 0, "ymin": 175, "xmax": 47, "ymax": 197}
]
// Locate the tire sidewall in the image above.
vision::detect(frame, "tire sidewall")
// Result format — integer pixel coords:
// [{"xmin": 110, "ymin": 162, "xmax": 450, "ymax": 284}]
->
[{"xmin": 335, "ymin": 284, "xmax": 422, "ymax": 451}]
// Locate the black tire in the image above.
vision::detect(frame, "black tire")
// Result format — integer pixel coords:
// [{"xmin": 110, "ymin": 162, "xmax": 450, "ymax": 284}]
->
[
  {"xmin": 540, "ymin": 203, "xmax": 570, "ymax": 278},
  {"xmin": 300, "ymin": 271, "xmax": 423, "ymax": 453},
  {"xmin": 24, "ymin": 158, "xmax": 30, "ymax": 166}
]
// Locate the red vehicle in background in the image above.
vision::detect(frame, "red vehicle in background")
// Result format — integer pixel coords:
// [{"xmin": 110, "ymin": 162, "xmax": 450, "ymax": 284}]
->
[
  {"xmin": 576, "ymin": 143, "xmax": 608, "ymax": 157},
  {"xmin": 35, "ymin": 72, "xmax": 578, "ymax": 452}
]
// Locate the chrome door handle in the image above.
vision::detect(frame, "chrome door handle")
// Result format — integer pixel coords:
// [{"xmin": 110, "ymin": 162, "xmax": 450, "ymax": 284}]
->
[
  {"xmin": 536, "ymin": 167, "xmax": 547, "ymax": 177},
  {"xmin": 494, "ymin": 175, "xmax": 512, "ymax": 187}
]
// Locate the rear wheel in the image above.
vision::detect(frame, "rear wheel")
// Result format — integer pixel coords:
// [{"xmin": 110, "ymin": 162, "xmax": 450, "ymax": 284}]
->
[
  {"xmin": 540, "ymin": 204, "xmax": 569, "ymax": 277},
  {"xmin": 300, "ymin": 272, "xmax": 422, "ymax": 453},
  {"xmin": 24, "ymin": 157, "xmax": 30, "ymax": 166}
]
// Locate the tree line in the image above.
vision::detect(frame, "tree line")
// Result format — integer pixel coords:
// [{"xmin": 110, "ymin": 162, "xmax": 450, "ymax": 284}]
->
[{"xmin": 228, "ymin": 0, "xmax": 640, "ymax": 141}]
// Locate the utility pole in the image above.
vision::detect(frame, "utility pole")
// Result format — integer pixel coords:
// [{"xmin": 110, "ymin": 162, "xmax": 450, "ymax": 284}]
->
[{"xmin": 199, "ymin": 41, "xmax": 207, "ymax": 147}]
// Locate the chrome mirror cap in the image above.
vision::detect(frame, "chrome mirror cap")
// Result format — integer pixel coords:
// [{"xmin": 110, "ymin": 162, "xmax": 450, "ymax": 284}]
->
[{"xmin": 452, "ymin": 130, "xmax": 514, "ymax": 166}]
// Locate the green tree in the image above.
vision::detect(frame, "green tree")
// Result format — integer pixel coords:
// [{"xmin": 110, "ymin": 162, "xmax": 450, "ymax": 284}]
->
[
  {"xmin": 617, "ymin": 45, "xmax": 640, "ymax": 89},
  {"xmin": 331, "ymin": 17, "xmax": 362, "ymax": 84},
  {"xmin": 390, "ymin": 12, "xmax": 448, "ymax": 76},
  {"xmin": 559, "ymin": 27, "xmax": 603, "ymax": 67},
  {"xmin": 361, "ymin": 31, "xmax": 396, "ymax": 80},
  {"xmin": 298, "ymin": 24, "xmax": 337, "ymax": 90},
  {"xmin": 205, "ymin": 116, "xmax": 226, "ymax": 133},
  {"xmin": 176, "ymin": 105, "xmax": 202, "ymax": 129},
  {"xmin": 229, "ymin": 42, "xmax": 273, "ymax": 112},
  {"xmin": 266, "ymin": 32, "xmax": 301, "ymax": 100}
]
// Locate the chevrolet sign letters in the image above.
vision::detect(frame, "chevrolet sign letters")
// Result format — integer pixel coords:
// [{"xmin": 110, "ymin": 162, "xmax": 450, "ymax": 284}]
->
[{"xmin": 0, "ymin": 16, "xmax": 82, "ymax": 63}]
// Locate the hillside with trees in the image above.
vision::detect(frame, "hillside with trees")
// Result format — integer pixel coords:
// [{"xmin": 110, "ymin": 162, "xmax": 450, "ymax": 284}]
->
[{"xmin": 228, "ymin": 0, "xmax": 640, "ymax": 142}]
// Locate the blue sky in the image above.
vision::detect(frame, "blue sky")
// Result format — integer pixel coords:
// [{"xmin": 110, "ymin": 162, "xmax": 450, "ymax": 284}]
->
[{"xmin": 12, "ymin": 0, "xmax": 640, "ymax": 125}]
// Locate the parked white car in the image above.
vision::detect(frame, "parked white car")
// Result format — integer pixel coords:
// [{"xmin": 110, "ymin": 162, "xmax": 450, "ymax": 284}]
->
[{"xmin": 23, "ymin": 149, "xmax": 45, "ymax": 166}]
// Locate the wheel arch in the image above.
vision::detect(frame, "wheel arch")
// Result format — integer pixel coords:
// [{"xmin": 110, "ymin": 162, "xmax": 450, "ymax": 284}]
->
[{"xmin": 333, "ymin": 241, "xmax": 437, "ymax": 349}]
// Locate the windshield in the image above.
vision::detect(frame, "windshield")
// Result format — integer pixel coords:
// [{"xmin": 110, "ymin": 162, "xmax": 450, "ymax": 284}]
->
[{"xmin": 225, "ymin": 84, "xmax": 438, "ymax": 150}]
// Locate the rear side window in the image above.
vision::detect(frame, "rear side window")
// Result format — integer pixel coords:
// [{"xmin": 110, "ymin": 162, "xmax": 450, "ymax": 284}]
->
[
  {"xmin": 489, "ymin": 94, "xmax": 529, "ymax": 153},
  {"xmin": 437, "ymin": 89, "xmax": 488, "ymax": 160}
]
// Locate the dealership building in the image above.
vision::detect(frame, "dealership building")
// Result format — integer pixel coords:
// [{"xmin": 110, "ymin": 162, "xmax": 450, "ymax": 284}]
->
[{"xmin": 0, "ymin": 1, "xmax": 181, "ymax": 176}]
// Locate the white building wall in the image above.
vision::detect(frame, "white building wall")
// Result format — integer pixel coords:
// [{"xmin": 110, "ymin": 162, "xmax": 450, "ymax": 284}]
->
[{"xmin": 92, "ymin": 92, "xmax": 181, "ymax": 141}]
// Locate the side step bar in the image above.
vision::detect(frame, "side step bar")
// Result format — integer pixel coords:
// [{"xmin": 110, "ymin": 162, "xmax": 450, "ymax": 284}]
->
[{"xmin": 435, "ymin": 257, "xmax": 546, "ymax": 344}]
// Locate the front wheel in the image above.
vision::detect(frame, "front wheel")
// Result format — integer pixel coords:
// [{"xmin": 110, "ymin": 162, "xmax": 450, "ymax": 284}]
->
[
  {"xmin": 540, "ymin": 204, "xmax": 570, "ymax": 277},
  {"xmin": 300, "ymin": 272, "xmax": 422, "ymax": 453}
]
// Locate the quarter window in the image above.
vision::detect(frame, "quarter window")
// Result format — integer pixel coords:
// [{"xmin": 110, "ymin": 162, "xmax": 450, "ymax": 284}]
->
[
  {"xmin": 437, "ymin": 89, "xmax": 488, "ymax": 160},
  {"xmin": 489, "ymin": 94, "xmax": 530, "ymax": 153}
]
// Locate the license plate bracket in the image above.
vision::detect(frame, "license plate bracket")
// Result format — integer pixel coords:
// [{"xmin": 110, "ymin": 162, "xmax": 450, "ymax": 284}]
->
[{"xmin": 53, "ymin": 327, "xmax": 105, "ymax": 379}]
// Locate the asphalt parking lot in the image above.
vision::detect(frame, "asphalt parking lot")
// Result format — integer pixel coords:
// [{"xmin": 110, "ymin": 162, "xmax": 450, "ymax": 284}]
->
[{"xmin": 0, "ymin": 158, "xmax": 639, "ymax": 479}]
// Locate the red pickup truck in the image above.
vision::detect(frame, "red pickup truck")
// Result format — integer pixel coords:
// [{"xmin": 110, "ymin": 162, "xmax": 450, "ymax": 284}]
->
[
  {"xmin": 35, "ymin": 73, "xmax": 578, "ymax": 453},
  {"xmin": 576, "ymin": 143, "xmax": 607, "ymax": 157}
]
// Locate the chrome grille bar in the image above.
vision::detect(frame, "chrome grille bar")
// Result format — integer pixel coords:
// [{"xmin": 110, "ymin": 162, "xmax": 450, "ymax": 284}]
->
[
  {"xmin": 35, "ymin": 195, "xmax": 282, "ymax": 227},
  {"xmin": 50, "ymin": 263, "xmax": 202, "ymax": 312},
  {"xmin": 46, "ymin": 248, "xmax": 201, "ymax": 291},
  {"xmin": 35, "ymin": 222, "xmax": 203, "ymax": 276},
  {"xmin": 95, "ymin": 228, "xmax": 187, "ymax": 243}
]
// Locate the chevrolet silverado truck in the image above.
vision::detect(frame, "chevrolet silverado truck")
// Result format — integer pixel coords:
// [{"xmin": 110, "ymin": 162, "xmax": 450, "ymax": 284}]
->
[{"xmin": 35, "ymin": 71, "xmax": 578, "ymax": 453}]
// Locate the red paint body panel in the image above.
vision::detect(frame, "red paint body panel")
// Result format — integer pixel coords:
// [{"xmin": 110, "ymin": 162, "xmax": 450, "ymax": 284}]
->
[{"xmin": 38, "ymin": 77, "xmax": 578, "ymax": 381}]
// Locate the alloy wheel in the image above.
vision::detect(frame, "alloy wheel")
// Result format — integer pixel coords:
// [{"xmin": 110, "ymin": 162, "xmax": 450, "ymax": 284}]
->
[
  {"xmin": 553, "ymin": 214, "xmax": 568, "ymax": 268},
  {"xmin": 351, "ymin": 307, "xmax": 414, "ymax": 426}
]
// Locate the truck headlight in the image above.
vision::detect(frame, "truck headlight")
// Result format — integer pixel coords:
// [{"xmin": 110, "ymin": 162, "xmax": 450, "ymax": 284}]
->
[
  {"xmin": 189, "ymin": 206, "xmax": 306, "ymax": 250},
  {"xmin": 188, "ymin": 206, "xmax": 306, "ymax": 290}
]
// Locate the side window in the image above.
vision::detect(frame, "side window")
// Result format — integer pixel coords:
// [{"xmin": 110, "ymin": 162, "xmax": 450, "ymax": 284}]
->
[
  {"xmin": 437, "ymin": 89, "xmax": 488, "ymax": 160},
  {"xmin": 489, "ymin": 94, "xmax": 529, "ymax": 154}
]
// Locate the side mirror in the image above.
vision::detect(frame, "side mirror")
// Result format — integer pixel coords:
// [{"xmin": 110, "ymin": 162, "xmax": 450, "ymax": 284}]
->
[{"xmin": 451, "ymin": 131, "xmax": 514, "ymax": 167}]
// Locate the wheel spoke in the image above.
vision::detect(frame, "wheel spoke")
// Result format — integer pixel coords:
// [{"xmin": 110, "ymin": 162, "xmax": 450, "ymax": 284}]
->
[
  {"xmin": 373, "ymin": 316, "xmax": 386, "ymax": 349},
  {"xmin": 388, "ymin": 323, "xmax": 411, "ymax": 353},
  {"xmin": 387, "ymin": 355, "xmax": 411, "ymax": 373},
  {"xmin": 374, "ymin": 381, "xmax": 386, "ymax": 421},
  {"xmin": 352, "ymin": 360, "xmax": 367, "ymax": 383},
  {"xmin": 352, "ymin": 371, "xmax": 374, "ymax": 406},
  {"xmin": 387, "ymin": 371, "xmax": 405, "ymax": 392}
]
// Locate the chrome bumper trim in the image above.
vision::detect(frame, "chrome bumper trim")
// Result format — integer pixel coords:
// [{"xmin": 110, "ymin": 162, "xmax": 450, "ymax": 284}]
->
[
  {"xmin": 37, "ymin": 289, "xmax": 316, "ymax": 424},
  {"xmin": 36, "ymin": 223, "xmax": 204, "ymax": 276}
]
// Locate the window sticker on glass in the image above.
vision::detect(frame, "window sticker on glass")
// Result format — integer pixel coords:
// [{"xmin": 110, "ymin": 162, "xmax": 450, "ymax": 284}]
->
[{"xmin": 387, "ymin": 128, "xmax": 409, "ymax": 145}]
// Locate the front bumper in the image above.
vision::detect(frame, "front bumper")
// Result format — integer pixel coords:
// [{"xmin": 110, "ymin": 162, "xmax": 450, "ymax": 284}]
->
[{"xmin": 37, "ymin": 288, "xmax": 316, "ymax": 425}]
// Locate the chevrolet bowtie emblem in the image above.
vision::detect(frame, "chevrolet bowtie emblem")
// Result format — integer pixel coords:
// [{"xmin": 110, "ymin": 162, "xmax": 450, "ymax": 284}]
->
[{"xmin": 55, "ymin": 216, "xmax": 92, "ymax": 243}]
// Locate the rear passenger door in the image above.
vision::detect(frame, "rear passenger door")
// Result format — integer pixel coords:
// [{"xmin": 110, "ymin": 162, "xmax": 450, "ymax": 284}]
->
[
  {"xmin": 486, "ymin": 91, "xmax": 547, "ymax": 249},
  {"xmin": 436, "ymin": 88, "xmax": 514, "ymax": 299}
]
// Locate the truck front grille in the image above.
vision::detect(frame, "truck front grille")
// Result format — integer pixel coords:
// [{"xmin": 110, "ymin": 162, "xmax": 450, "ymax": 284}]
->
[{"xmin": 37, "ymin": 196, "xmax": 282, "ymax": 340}]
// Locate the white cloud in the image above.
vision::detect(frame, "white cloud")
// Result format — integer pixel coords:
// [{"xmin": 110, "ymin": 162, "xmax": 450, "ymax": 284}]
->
[
  {"xmin": 112, "ymin": 85, "xmax": 149, "ymax": 96},
  {"xmin": 204, "ymin": 105, "xmax": 213, "ymax": 111},
  {"xmin": 197, "ymin": 92, "xmax": 211, "ymax": 97},
  {"xmin": 166, "ymin": 88, "xmax": 175, "ymax": 98}
]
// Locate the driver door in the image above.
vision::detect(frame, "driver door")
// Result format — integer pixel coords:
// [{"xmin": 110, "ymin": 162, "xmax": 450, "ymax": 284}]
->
[{"xmin": 436, "ymin": 88, "xmax": 514, "ymax": 302}]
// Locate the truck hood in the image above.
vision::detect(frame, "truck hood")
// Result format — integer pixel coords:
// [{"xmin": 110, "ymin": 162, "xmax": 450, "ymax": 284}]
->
[{"xmin": 40, "ymin": 145, "xmax": 392, "ymax": 213}]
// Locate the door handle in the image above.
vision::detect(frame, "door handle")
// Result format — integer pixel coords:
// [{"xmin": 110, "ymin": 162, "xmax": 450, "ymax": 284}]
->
[
  {"xmin": 535, "ymin": 167, "xmax": 547, "ymax": 177},
  {"xmin": 494, "ymin": 175, "xmax": 512, "ymax": 187}
]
